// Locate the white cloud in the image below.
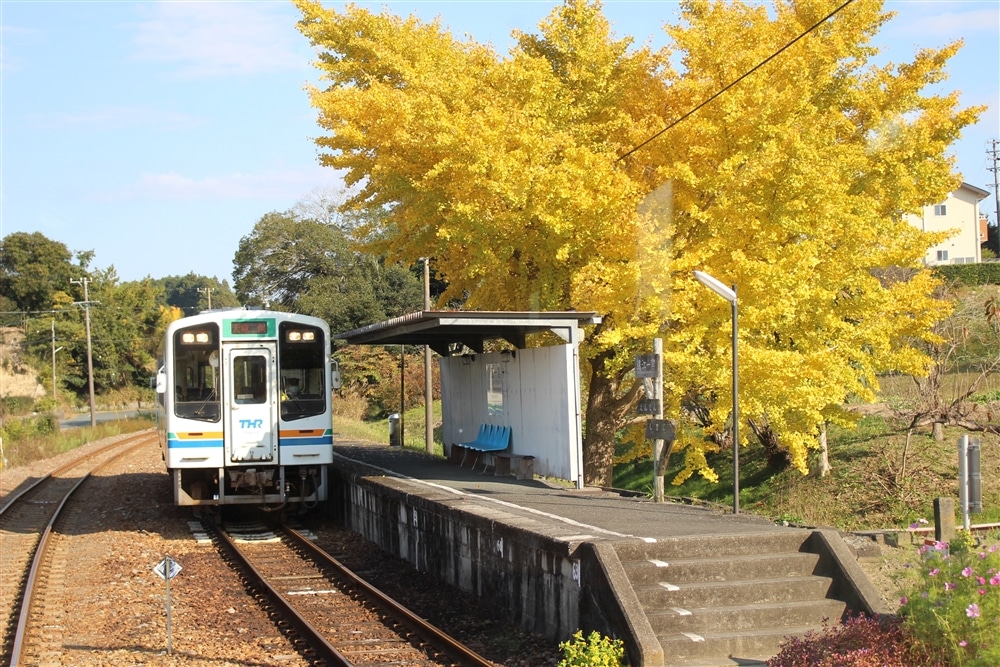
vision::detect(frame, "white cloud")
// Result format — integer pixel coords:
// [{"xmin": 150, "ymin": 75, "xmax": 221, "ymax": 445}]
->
[
  {"xmin": 104, "ymin": 166, "xmax": 336, "ymax": 201},
  {"xmin": 0, "ymin": 24, "xmax": 41, "ymax": 73},
  {"xmin": 30, "ymin": 105, "xmax": 203, "ymax": 131},
  {"xmin": 887, "ymin": 5, "xmax": 999, "ymax": 40},
  {"xmin": 130, "ymin": 2, "xmax": 307, "ymax": 78}
]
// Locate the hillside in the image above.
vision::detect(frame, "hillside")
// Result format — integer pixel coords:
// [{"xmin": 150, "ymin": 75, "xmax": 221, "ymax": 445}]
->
[{"xmin": 0, "ymin": 327, "xmax": 45, "ymax": 399}]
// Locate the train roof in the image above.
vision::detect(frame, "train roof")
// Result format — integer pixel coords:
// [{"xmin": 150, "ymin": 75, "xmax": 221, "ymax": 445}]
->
[{"xmin": 166, "ymin": 309, "xmax": 329, "ymax": 332}]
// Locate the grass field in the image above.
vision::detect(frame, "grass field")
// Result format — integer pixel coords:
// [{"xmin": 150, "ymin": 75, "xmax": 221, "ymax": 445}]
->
[{"xmin": 613, "ymin": 414, "xmax": 1000, "ymax": 532}]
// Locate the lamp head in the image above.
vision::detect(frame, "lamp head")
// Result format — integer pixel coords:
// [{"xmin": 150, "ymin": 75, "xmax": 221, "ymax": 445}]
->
[{"xmin": 693, "ymin": 270, "xmax": 737, "ymax": 303}]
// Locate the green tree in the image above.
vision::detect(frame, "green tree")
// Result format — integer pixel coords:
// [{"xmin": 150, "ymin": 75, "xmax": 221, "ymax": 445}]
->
[
  {"xmin": 295, "ymin": 0, "xmax": 980, "ymax": 486},
  {"xmin": 26, "ymin": 269, "xmax": 170, "ymax": 401},
  {"xmin": 233, "ymin": 211, "xmax": 349, "ymax": 310},
  {"xmin": 154, "ymin": 273, "xmax": 240, "ymax": 314},
  {"xmin": 233, "ymin": 209, "xmax": 423, "ymax": 333},
  {"xmin": 0, "ymin": 232, "xmax": 88, "ymax": 314}
]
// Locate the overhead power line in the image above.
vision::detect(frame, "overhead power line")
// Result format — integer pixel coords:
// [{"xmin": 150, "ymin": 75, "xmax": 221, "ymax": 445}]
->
[{"xmin": 618, "ymin": 0, "xmax": 858, "ymax": 162}]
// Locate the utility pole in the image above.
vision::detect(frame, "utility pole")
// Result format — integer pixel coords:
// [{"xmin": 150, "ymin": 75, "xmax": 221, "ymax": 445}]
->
[
  {"xmin": 422, "ymin": 258, "xmax": 434, "ymax": 455},
  {"xmin": 71, "ymin": 278, "xmax": 97, "ymax": 428},
  {"xmin": 197, "ymin": 287, "xmax": 212, "ymax": 310},
  {"xmin": 988, "ymin": 139, "xmax": 1000, "ymax": 255},
  {"xmin": 50, "ymin": 320, "xmax": 64, "ymax": 405}
]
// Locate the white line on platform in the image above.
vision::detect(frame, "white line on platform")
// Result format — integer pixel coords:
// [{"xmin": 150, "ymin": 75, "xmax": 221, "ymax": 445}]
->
[{"xmin": 333, "ymin": 452, "xmax": 653, "ymax": 541}]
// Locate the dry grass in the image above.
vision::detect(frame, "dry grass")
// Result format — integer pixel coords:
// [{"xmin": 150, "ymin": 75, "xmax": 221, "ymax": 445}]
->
[{"xmin": 745, "ymin": 416, "xmax": 1000, "ymax": 531}]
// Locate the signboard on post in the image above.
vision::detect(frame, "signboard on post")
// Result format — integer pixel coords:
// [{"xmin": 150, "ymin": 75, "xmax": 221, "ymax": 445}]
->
[
  {"xmin": 153, "ymin": 555, "xmax": 181, "ymax": 654},
  {"xmin": 637, "ymin": 340, "xmax": 671, "ymax": 502},
  {"xmin": 645, "ymin": 419, "xmax": 675, "ymax": 441},
  {"xmin": 154, "ymin": 556, "xmax": 182, "ymax": 580},
  {"xmin": 637, "ymin": 398, "xmax": 661, "ymax": 415},
  {"xmin": 635, "ymin": 354, "xmax": 659, "ymax": 379}
]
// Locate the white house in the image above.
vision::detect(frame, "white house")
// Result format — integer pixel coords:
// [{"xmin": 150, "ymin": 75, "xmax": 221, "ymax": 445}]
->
[{"xmin": 907, "ymin": 182, "xmax": 992, "ymax": 265}]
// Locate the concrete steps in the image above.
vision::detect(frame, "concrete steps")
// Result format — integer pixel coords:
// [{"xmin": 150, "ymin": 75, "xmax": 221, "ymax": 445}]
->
[{"xmin": 614, "ymin": 530, "xmax": 848, "ymax": 666}]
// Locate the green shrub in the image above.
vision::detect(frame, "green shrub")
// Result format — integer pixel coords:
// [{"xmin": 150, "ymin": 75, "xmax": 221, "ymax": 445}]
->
[
  {"xmin": 969, "ymin": 389, "xmax": 1000, "ymax": 405},
  {"xmin": 935, "ymin": 263, "xmax": 1000, "ymax": 287},
  {"xmin": 558, "ymin": 630, "xmax": 627, "ymax": 667},
  {"xmin": 1, "ymin": 395, "xmax": 35, "ymax": 417}
]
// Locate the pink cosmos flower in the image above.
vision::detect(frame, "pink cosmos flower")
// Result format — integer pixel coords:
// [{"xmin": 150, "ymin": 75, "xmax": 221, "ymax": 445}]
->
[
  {"xmin": 991, "ymin": 575, "xmax": 1000, "ymax": 586},
  {"xmin": 960, "ymin": 640, "xmax": 968, "ymax": 647},
  {"xmin": 899, "ymin": 596, "xmax": 908, "ymax": 606},
  {"xmin": 962, "ymin": 567, "xmax": 974, "ymax": 577},
  {"xmin": 929, "ymin": 568, "xmax": 940, "ymax": 577},
  {"xmin": 946, "ymin": 582, "xmax": 957, "ymax": 591},
  {"xmin": 967, "ymin": 603, "xmax": 980, "ymax": 618}
]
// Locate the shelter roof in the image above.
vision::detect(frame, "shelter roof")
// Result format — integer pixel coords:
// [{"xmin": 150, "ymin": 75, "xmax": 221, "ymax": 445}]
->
[{"xmin": 333, "ymin": 310, "xmax": 601, "ymax": 357}]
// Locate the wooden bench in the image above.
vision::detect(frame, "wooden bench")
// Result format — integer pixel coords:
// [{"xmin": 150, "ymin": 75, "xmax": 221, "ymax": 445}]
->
[
  {"xmin": 494, "ymin": 453, "xmax": 534, "ymax": 480},
  {"xmin": 452, "ymin": 424, "xmax": 511, "ymax": 469}
]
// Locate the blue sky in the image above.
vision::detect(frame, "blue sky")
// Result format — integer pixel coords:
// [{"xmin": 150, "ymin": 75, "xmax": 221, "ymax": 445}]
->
[{"xmin": 1, "ymin": 0, "xmax": 997, "ymax": 285}]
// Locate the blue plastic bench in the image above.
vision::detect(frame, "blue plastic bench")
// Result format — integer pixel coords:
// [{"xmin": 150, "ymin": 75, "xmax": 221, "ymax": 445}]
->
[{"xmin": 455, "ymin": 424, "xmax": 511, "ymax": 468}]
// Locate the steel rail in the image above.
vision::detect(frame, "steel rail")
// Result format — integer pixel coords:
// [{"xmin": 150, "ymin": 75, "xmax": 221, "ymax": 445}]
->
[
  {"xmin": 7, "ymin": 435, "xmax": 154, "ymax": 666},
  {"xmin": 283, "ymin": 526, "xmax": 496, "ymax": 667},
  {"xmin": 212, "ymin": 525, "xmax": 353, "ymax": 666},
  {"xmin": 0, "ymin": 430, "xmax": 153, "ymax": 515}
]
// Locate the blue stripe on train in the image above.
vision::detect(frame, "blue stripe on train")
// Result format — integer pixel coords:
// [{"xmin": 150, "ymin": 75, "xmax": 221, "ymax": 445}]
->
[
  {"xmin": 168, "ymin": 439, "xmax": 224, "ymax": 449},
  {"xmin": 167, "ymin": 437, "xmax": 330, "ymax": 448},
  {"xmin": 279, "ymin": 436, "xmax": 334, "ymax": 446}
]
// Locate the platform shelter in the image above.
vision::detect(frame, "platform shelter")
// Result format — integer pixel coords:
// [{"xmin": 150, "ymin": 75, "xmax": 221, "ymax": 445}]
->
[{"xmin": 332, "ymin": 311, "xmax": 601, "ymax": 488}]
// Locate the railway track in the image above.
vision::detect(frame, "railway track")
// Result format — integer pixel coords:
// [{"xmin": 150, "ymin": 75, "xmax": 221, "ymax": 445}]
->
[
  {"xmin": 212, "ymin": 520, "xmax": 498, "ymax": 667},
  {"xmin": 0, "ymin": 431, "xmax": 156, "ymax": 666}
]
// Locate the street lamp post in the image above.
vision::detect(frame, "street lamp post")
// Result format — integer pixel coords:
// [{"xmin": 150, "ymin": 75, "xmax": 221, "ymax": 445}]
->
[
  {"xmin": 693, "ymin": 270, "xmax": 739, "ymax": 514},
  {"xmin": 422, "ymin": 258, "xmax": 434, "ymax": 455}
]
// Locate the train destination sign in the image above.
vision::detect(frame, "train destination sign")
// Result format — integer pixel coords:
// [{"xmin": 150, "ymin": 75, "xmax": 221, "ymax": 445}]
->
[{"xmin": 230, "ymin": 320, "xmax": 270, "ymax": 336}]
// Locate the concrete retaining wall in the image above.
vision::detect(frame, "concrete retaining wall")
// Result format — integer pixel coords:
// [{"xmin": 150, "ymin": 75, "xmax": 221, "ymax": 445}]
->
[
  {"xmin": 327, "ymin": 459, "xmax": 589, "ymax": 641},
  {"xmin": 324, "ymin": 457, "xmax": 887, "ymax": 667}
]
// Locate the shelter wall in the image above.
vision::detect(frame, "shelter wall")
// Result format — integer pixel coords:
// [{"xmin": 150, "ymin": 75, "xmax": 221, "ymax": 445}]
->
[{"xmin": 440, "ymin": 345, "xmax": 579, "ymax": 482}]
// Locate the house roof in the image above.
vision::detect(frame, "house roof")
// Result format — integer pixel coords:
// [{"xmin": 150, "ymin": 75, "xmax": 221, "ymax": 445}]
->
[
  {"xmin": 332, "ymin": 310, "xmax": 602, "ymax": 356},
  {"xmin": 961, "ymin": 182, "xmax": 992, "ymax": 201}
]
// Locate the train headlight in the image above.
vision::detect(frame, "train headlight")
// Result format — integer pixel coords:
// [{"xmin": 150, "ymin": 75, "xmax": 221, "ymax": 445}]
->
[
  {"xmin": 287, "ymin": 330, "xmax": 315, "ymax": 342},
  {"xmin": 180, "ymin": 331, "xmax": 211, "ymax": 344}
]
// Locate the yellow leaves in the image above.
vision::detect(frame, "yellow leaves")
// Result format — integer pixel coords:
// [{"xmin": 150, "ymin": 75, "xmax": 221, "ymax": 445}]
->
[{"xmin": 296, "ymin": 0, "xmax": 979, "ymax": 486}]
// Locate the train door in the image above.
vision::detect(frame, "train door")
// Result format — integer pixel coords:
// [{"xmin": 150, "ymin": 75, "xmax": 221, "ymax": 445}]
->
[{"xmin": 225, "ymin": 343, "xmax": 277, "ymax": 463}]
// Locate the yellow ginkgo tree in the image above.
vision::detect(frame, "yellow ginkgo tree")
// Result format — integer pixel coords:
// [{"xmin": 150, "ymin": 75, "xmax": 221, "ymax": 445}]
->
[{"xmin": 294, "ymin": 0, "xmax": 981, "ymax": 487}]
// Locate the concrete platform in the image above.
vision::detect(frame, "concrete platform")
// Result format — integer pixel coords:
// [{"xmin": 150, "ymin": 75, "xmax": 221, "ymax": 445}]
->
[{"xmin": 328, "ymin": 440, "xmax": 888, "ymax": 667}]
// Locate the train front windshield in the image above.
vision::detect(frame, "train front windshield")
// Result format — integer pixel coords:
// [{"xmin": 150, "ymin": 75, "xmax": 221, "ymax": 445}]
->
[
  {"xmin": 172, "ymin": 323, "xmax": 221, "ymax": 422},
  {"xmin": 278, "ymin": 322, "xmax": 327, "ymax": 421}
]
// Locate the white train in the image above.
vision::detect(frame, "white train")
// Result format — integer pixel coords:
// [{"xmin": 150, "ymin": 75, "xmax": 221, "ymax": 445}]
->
[{"xmin": 155, "ymin": 310, "xmax": 339, "ymax": 510}]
